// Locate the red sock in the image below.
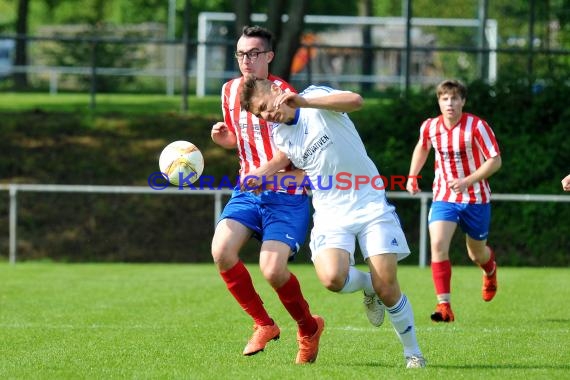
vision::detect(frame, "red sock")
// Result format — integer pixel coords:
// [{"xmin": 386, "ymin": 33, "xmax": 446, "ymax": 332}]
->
[
  {"xmin": 480, "ymin": 247, "xmax": 496, "ymax": 275},
  {"xmin": 275, "ymin": 273, "xmax": 317, "ymax": 337},
  {"xmin": 431, "ymin": 260, "xmax": 452, "ymax": 298},
  {"xmin": 220, "ymin": 261, "xmax": 273, "ymax": 326}
]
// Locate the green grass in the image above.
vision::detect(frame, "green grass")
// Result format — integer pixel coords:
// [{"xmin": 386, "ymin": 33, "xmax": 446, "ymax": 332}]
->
[
  {"xmin": 0, "ymin": 92, "xmax": 385, "ymax": 116},
  {"xmin": 0, "ymin": 93, "xmax": 222, "ymax": 115},
  {"xmin": 1, "ymin": 263, "xmax": 568, "ymax": 379}
]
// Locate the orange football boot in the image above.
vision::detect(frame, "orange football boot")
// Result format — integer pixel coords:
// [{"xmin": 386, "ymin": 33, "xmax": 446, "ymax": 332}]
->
[
  {"xmin": 243, "ymin": 323, "xmax": 280, "ymax": 356},
  {"xmin": 482, "ymin": 263, "xmax": 498, "ymax": 302},
  {"xmin": 430, "ymin": 302, "xmax": 455, "ymax": 323},
  {"xmin": 295, "ymin": 315, "xmax": 325, "ymax": 364}
]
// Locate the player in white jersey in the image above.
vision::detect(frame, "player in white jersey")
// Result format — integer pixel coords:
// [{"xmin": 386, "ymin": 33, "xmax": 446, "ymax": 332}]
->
[
  {"xmin": 240, "ymin": 77, "xmax": 426, "ymax": 369},
  {"xmin": 210, "ymin": 26, "xmax": 323, "ymax": 365},
  {"xmin": 406, "ymin": 79, "xmax": 502, "ymax": 323}
]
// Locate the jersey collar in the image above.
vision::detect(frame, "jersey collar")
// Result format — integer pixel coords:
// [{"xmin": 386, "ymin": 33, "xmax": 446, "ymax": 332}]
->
[{"xmin": 286, "ymin": 109, "xmax": 300, "ymax": 125}]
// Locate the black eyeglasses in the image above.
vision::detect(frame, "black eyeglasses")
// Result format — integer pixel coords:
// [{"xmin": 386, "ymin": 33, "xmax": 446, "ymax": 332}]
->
[{"xmin": 234, "ymin": 50, "xmax": 270, "ymax": 61}]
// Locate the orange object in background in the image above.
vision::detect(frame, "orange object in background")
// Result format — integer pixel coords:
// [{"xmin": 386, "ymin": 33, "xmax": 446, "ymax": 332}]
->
[{"xmin": 291, "ymin": 34, "xmax": 318, "ymax": 74}]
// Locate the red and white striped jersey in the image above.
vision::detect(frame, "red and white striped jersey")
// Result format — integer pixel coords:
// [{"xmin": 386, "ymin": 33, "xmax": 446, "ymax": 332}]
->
[
  {"xmin": 221, "ymin": 74, "xmax": 303, "ymax": 194},
  {"xmin": 419, "ymin": 113, "xmax": 500, "ymax": 204}
]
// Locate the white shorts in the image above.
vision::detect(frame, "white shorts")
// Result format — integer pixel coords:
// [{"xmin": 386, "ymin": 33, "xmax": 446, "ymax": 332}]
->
[{"xmin": 309, "ymin": 205, "xmax": 411, "ymax": 265}]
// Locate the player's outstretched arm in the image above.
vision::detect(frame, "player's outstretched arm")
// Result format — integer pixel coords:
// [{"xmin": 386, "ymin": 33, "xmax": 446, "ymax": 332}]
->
[
  {"xmin": 248, "ymin": 150, "xmax": 290, "ymax": 179},
  {"xmin": 278, "ymin": 91, "xmax": 363, "ymax": 113},
  {"xmin": 241, "ymin": 150, "xmax": 291, "ymax": 191},
  {"xmin": 273, "ymin": 168, "xmax": 307, "ymax": 188}
]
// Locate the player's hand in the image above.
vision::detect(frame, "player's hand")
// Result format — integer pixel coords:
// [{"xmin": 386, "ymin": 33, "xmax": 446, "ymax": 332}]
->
[
  {"xmin": 406, "ymin": 177, "xmax": 420, "ymax": 195},
  {"xmin": 240, "ymin": 173, "xmax": 261, "ymax": 193},
  {"xmin": 211, "ymin": 122, "xmax": 237, "ymax": 148},
  {"xmin": 274, "ymin": 92, "xmax": 307, "ymax": 110},
  {"xmin": 448, "ymin": 178, "xmax": 468, "ymax": 194},
  {"xmin": 211, "ymin": 122, "xmax": 227, "ymax": 140},
  {"xmin": 240, "ymin": 172, "xmax": 275, "ymax": 194},
  {"xmin": 562, "ymin": 174, "xmax": 570, "ymax": 191}
]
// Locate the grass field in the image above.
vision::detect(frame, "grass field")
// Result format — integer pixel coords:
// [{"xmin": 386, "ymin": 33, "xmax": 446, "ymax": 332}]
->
[
  {"xmin": 0, "ymin": 93, "xmax": 222, "ymax": 115},
  {"xmin": 1, "ymin": 263, "xmax": 569, "ymax": 379},
  {"xmin": 0, "ymin": 92, "xmax": 386, "ymax": 115}
]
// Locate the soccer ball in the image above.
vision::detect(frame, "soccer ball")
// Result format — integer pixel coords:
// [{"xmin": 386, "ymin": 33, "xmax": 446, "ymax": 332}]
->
[{"xmin": 159, "ymin": 140, "xmax": 204, "ymax": 186}]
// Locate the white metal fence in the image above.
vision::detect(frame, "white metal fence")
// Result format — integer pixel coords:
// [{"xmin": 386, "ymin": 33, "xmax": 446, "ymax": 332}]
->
[
  {"xmin": 1, "ymin": 184, "xmax": 569, "ymax": 266},
  {"xmin": 196, "ymin": 12, "xmax": 498, "ymax": 96}
]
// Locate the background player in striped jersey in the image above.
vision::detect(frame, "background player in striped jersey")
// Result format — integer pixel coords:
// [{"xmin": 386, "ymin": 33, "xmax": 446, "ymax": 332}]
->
[
  {"xmin": 210, "ymin": 26, "xmax": 323, "ymax": 364},
  {"xmin": 406, "ymin": 79, "xmax": 502, "ymax": 323}
]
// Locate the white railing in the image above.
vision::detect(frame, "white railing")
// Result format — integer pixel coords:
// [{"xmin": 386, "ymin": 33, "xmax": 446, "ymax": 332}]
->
[
  {"xmin": 1, "ymin": 184, "xmax": 569, "ymax": 266},
  {"xmin": 0, "ymin": 184, "xmax": 228, "ymax": 265},
  {"xmin": 197, "ymin": 12, "xmax": 498, "ymax": 96}
]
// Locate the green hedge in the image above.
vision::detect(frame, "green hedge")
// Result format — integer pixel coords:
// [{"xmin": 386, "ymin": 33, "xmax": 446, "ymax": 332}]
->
[
  {"xmin": 1, "ymin": 78, "xmax": 568, "ymax": 265},
  {"xmin": 351, "ymin": 79, "xmax": 570, "ymax": 266}
]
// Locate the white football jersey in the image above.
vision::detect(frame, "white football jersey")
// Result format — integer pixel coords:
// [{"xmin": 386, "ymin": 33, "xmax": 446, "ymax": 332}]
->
[{"xmin": 271, "ymin": 85, "xmax": 391, "ymax": 221}]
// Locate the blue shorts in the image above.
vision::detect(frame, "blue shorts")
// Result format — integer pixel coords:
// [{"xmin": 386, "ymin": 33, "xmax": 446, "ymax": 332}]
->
[
  {"xmin": 218, "ymin": 187, "xmax": 310, "ymax": 255},
  {"xmin": 428, "ymin": 201, "xmax": 491, "ymax": 241}
]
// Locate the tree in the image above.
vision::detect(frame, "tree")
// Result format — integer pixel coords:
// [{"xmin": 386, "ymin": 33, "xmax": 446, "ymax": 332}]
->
[
  {"xmin": 360, "ymin": 0, "xmax": 374, "ymax": 92},
  {"xmin": 271, "ymin": 0, "xmax": 307, "ymax": 80},
  {"xmin": 232, "ymin": 0, "xmax": 252, "ymax": 38},
  {"xmin": 231, "ymin": 0, "xmax": 308, "ymax": 81}
]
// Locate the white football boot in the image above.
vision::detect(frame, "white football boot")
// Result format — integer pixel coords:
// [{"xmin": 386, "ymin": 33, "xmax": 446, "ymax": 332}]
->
[
  {"xmin": 363, "ymin": 292, "xmax": 385, "ymax": 327},
  {"xmin": 406, "ymin": 355, "xmax": 427, "ymax": 368}
]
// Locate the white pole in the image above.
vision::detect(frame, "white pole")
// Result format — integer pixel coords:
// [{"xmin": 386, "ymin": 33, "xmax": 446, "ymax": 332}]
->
[
  {"xmin": 9, "ymin": 185, "xmax": 17, "ymax": 264},
  {"xmin": 487, "ymin": 20, "xmax": 498, "ymax": 83},
  {"xmin": 49, "ymin": 70, "xmax": 58, "ymax": 95},
  {"xmin": 419, "ymin": 194, "xmax": 428, "ymax": 268},
  {"xmin": 196, "ymin": 12, "xmax": 208, "ymax": 97},
  {"xmin": 214, "ymin": 192, "xmax": 222, "ymax": 227},
  {"xmin": 166, "ymin": 0, "xmax": 176, "ymax": 96}
]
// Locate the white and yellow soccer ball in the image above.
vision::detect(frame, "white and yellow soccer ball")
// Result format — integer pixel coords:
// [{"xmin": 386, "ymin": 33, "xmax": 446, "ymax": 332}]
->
[{"xmin": 159, "ymin": 140, "xmax": 204, "ymax": 186}]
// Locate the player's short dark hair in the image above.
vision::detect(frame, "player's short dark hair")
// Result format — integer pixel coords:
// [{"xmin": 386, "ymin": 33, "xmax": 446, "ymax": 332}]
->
[
  {"xmin": 241, "ymin": 25, "xmax": 274, "ymax": 51},
  {"xmin": 436, "ymin": 79, "xmax": 467, "ymax": 99},
  {"xmin": 240, "ymin": 76, "xmax": 272, "ymax": 112}
]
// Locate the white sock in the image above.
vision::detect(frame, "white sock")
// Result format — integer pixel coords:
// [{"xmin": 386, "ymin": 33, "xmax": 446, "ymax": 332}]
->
[
  {"xmin": 437, "ymin": 293, "xmax": 451, "ymax": 304},
  {"xmin": 387, "ymin": 294, "xmax": 423, "ymax": 358},
  {"xmin": 339, "ymin": 266, "xmax": 374, "ymax": 295}
]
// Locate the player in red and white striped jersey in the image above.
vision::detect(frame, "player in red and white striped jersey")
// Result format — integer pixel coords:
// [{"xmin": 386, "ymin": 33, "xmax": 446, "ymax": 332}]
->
[
  {"xmin": 218, "ymin": 73, "xmax": 302, "ymax": 194},
  {"xmin": 406, "ymin": 79, "xmax": 502, "ymax": 323},
  {"xmin": 417, "ymin": 112, "xmax": 499, "ymax": 204},
  {"xmin": 210, "ymin": 26, "xmax": 322, "ymax": 364}
]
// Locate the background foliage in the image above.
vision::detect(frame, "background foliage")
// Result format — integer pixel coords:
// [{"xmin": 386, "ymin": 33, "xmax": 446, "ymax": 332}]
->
[
  {"xmin": 0, "ymin": 1, "xmax": 568, "ymax": 264},
  {"xmin": 1, "ymin": 77, "xmax": 568, "ymax": 265}
]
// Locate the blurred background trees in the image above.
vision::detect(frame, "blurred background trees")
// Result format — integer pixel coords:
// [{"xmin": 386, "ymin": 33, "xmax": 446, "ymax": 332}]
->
[
  {"xmin": 1, "ymin": 0, "xmax": 569, "ymax": 91},
  {"xmin": 1, "ymin": 0, "xmax": 568, "ymax": 263}
]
